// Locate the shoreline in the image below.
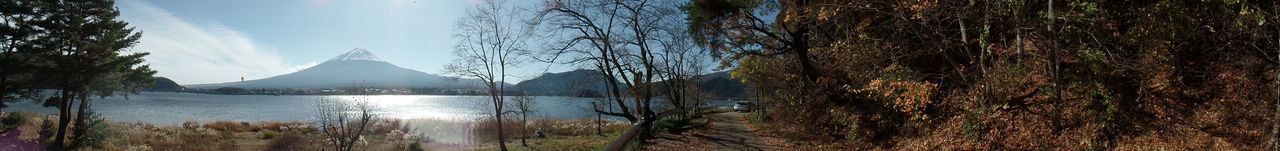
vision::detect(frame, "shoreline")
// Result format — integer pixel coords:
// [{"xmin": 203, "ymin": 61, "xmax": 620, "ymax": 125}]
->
[{"xmin": 0, "ymin": 111, "xmax": 630, "ymax": 150}]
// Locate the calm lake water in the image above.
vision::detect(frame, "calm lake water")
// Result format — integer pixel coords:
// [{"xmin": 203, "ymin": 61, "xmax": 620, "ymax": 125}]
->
[
  {"xmin": 5, "ymin": 92, "xmax": 633, "ymax": 125},
  {"xmin": 3, "ymin": 92, "xmax": 732, "ymax": 144}
]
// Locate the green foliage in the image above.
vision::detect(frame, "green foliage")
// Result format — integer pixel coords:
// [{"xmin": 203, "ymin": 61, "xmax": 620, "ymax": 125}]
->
[
  {"xmin": 1, "ymin": 112, "xmax": 25, "ymax": 129},
  {"xmin": 261, "ymin": 130, "xmax": 279, "ymax": 139},
  {"xmin": 962, "ymin": 110, "xmax": 988, "ymax": 141},
  {"xmin": 653, "ymin": 117, "xmax": 691, "ymax": 132},
  {"xmin": 71, "ymin": 117, "xmax": 109, "ymax": 149},
  {"xmin": 38, "ymin": 117, "xmax": 53, "ymax": 140}
]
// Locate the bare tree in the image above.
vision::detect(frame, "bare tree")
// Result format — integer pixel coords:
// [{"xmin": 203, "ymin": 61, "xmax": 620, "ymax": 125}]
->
[
  {"xmin": 445, "ymin": 0, "xmax": 533, "ymax": 150},
  {"xmin": 509, "ymin": 93, "xmax": 537, "ymax": 146},
  {"xmin": 315, "ymin": 97, "xmax": 377, "ymax": 151},
  {"xmin": 655, "ymin": 27, "xmax": 709, "ymax": 119},
  {"xmin": 534, "ymin": 0, "xmax": 689, "ymax": 140}
]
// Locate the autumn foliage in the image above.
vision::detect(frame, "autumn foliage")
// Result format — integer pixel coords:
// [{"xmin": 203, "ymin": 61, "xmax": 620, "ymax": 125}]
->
[{"xmin": 690, "ymin": 0, "xmax": 1279, "ymax": 150}]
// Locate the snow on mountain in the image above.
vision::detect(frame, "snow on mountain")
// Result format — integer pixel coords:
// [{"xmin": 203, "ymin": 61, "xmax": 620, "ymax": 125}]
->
[
  {"xmin": 186, "ymin": 48, "xmax": 501, "ymax": 89},
  {"xmin": 327, "ymin": 48, "xmax": 384, "ymax": 62}
]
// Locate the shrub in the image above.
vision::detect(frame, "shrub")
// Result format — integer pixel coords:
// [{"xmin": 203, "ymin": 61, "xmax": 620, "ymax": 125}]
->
[
  {"xmin": 653, "ymin": 117, "xmax": 690, "ymax": 132},
  {"xmin": 151, "ymin": 129, "xmax": 231, "ymax": 151},
  {"xmin": 407, "ymin": 141, "xmax": 424, "ymax": 151},
  {"xmin": 266, "ymin": 133, "xmax": 307, "ymax": 151},
  {"xmin": 182, "ymin": 121, "xmax": 199, "ymax": 129},
  {"xmin": 251, "ymin": 121, "xmax": 313, "ymax": 132},
  {"xmin": 203, "ymin": 121, "xmax": 248, "ymax": 132},
  {"xmin": 38, "ymin": 117, "xmax": 54, "ymax": 140},
  {"xmin": 261, "ymin": 130, "xmax": 279, "ymax": 139},
  {"xmin": 72, "ymin": 117, "xmax": 110, "ymax": 149},
  {"xmin": 1, "ymin": 112, "xmax": 27, "ymax": 129}
]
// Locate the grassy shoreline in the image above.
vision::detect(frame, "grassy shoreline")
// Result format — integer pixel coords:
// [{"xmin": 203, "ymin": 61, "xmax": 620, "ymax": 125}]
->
[{"xmin": 0, "ymin": 111, "xmax": 629, "ymax": 151}]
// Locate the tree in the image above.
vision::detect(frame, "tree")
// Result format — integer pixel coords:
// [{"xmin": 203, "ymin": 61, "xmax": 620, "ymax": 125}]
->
[
  {"xmin": 534, "ymin": 0, "xmax": 689, "ymax": 141},
  {"xmin": 509, "ymin": 93, "xmax": 537, "ymax": 146},
  {"xmin": 687, "ymin": 0, "xmax": 1279, "ymax": 149},
  {"xmin": 315, "ymin": 97, "xmax": 377, "ymax": 151},
  {"xmin": 654, "ymin": 28, "xmax": 709, "ymax": 119},
  {"xmin": 22, "ymin": 0, "xmax": 155, "ymax": 149},
  {"xmin": 0, "ymin": 0, "xmax": 41, "ymax": 113},
  {"xmin": 445, "ymin": 0, "xmax": 533, "ymax": 150}
]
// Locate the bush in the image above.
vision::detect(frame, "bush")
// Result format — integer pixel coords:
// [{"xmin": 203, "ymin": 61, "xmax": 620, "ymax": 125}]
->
[
  {"xmin": 38, "ymin": 117, "xmax": 54, "ymax": 140},
  {"xmin": 203, "ymin": 121, "xmax": 249, "ymax": 132},
  {"xmin": 407, "ymin": 141, "xmax": 425, "ymax": 151},
  {"xmin": 251, "ymin": 121, "xmax": 314, "ymax": 132},
  {"xmin": 261, "ymin": 130, "xmax": 279, "ymax": 139},
  {"xmin": 1, "ymin": 112, "xmax": 27, "ymax": 129},
  {"xmin": 653, "ymin": 117, "xmax": 690, "ymax": 132},
  {"xmin": 266, "ymin": 133, "xmax": 308, "ymax": 151},
  {"xmin": 182, "ymin": 121, "xmax": 199, "ymax": 129},
  {"xmin": 72, "ymin": 117, "xmax": 110, "ymax": 149},
  {"xmin": 151, "ymin": 129, "xmax": 232, "ymax": 151}
]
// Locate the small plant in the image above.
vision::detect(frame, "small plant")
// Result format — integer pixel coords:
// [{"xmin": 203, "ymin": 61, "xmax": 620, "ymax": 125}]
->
[
  {"xmin": 38, "ymin": 117, "xmax": 54, "ymax": 140},
  {"xmin": 1, "ymin": 112, "xmax": 27, "ymax": 129},
  {"xmin": 962, "ymin": 110, "xmax": 988, "ymax": 141},
  {"xmin": 72, "ymin": 117, "xmax": 110, "ymax": 149},
  {"xmin": 261, "ymin": 130, "xmax": 279, "ymax": 139},
  {"xmin": 654, "ymin": 117, "xmax": 690, "ymax": 132},
  {"xmin": 267, "ymin": 133, "xmax": 307, "ymax": 151},
  {"xmin": 182, "ymin": 121, "xmax": 199, "ymax": 129},
  {"xmin": 407, "ymin": 141, "xmax": 425, "ymax": 151},
  {"xmin": 203, "ymin": 121, "xmax": 249, "ymax": 132}
]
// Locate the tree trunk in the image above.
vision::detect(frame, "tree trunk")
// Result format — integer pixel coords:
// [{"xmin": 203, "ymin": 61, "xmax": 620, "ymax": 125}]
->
[
  {"xmin": 71, "ymin": 94, "xmax": 90, "ymax": 147},
  {"xmin": 53, "ymin": 89, "xmax": 71, "ymax": 149},
  {"xmin": 521, "ymin": 113, "xmax": 528, "ymax": 146},
  {"xmin": 593, "ymin": 101, "xmax": 603, "ymax": 136},
  {"xmin": 1273, "ymin": 14, "xmax": 1279, "ymax": 150},
  {"xmin": 495, "ymin": 94, "xmax": 508, "ymax": 151}
]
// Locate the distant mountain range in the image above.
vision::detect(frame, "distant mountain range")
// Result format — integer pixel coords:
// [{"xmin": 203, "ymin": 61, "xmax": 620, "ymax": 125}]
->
[
  {"xmin": 185, "ymin": 48, "xmax": 494, "ymax": 89},
  {"xmin": 514, "ymin": 69, "xmax": 620, "ymax": 96},
  {"xmin": 689, "ymin": 72, "xmax": 746, "ymax": 98},
  {"xmin": 174, "ymin": 48, "xmax": 742, "ymax": 97},
  {"xmin": 514, "ymin": 70, "xmax": 746, "ymax": 98}
]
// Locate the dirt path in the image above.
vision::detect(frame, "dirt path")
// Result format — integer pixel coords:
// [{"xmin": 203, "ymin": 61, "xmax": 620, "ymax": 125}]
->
[
  {"xmin": 0, "ymin": 128, "xmax": 46, "ymax": 151},
  {"xmin": 646, "ymin": 112, "xmax": 784, "ymax": 151}
]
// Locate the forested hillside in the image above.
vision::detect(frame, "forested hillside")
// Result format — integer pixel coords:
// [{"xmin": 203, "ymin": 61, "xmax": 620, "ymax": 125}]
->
[{"xmin": 686, "ymin": 0, "xmax": 1278, "ymax": 150}]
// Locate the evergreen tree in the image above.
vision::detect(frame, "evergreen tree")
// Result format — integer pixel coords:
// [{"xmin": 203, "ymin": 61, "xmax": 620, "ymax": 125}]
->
[
  {"xmin": 25, "ymin": 0, "xmax": 154, "ymax": 149},
  {"xmin": 0, "ymin": 0, "xmax": 44, "ymax": 112}
]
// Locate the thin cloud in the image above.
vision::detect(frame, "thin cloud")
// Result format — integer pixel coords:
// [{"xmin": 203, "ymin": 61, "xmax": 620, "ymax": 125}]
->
[
  {"xmin": 287, "ymin": 61, "xmax": 319, "ymax": 73},
  {"xmin": 119, "ymin": 1, "xmax": 299, "ymax": 85}
]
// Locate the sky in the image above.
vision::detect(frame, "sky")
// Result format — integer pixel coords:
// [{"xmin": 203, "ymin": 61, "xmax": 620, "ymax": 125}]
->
[{"xmin": 116, "ymin": 0, "xmax": 564, "ymax": 85}]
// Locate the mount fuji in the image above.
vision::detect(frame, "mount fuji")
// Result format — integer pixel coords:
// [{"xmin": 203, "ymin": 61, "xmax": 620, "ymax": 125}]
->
[{"xmin": 186, "ymin": 48, "xmax": 495, "ymax": 89}]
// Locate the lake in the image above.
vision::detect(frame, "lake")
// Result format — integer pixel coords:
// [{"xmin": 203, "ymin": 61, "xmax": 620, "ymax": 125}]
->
[
  {"xmin": 5, "ymin": 92, "xmax": 644, "ymax": 125},
  {"xmin": 3, "ymin": 92, "xmax": 732, "ymax": 144}
]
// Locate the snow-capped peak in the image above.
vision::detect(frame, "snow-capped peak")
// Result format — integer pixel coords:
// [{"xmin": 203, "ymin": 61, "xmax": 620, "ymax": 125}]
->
[{"xmin": 327, "ymin": 48, "xmax": 384, "ymax": 62}]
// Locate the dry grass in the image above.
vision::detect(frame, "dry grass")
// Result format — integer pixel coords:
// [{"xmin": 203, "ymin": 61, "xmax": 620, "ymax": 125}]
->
[
  {"xmin": 471, "ymin": 118, "xmax": 628, "ymax": 143},
  {"xmin": 0, "ymin": 111, "xmax": 627, "ymax": 151}
]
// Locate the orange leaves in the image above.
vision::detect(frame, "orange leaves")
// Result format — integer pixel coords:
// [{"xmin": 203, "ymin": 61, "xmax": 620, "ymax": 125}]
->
[{"xmin": 861, "ymin": 79, "xmax": 938, "ymax": 120}]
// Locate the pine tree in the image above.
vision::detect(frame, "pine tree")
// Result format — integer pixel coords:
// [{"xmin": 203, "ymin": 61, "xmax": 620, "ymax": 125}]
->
[
  {"xmin": 0, "ymin": 0, "xmax": 43, "ymax": 113},
  {"xmin": 26, "ymin": 0, "xmax": 154, "ymax": 149}
]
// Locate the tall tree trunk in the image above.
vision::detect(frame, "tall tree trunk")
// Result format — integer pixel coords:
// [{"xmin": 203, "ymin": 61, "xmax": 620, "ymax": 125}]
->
[
  {"xmin": 1272, "ymin": 12, "xmax": 1279, "ymax": 149},
  {"xmin": 521, "ymin": 112, "xmax": 528, "ymax": 146},
  {"xmin": 495, "ymin": 92, "xmax": 508, "ymax": 151},
  {"xmin": 53, "ymin": 88, "xmax": 71, "ymax": 149},
  {"xmin": 71, "ymin": 94, "xmax": 90, "ymax": 147},
  {"xmin": 593, "ymin": 101, "xmax": 603, "ymax": 136},
  {"xmin": 1048, "ymin": 0, "xmax": 1065, "ymax": 132}
]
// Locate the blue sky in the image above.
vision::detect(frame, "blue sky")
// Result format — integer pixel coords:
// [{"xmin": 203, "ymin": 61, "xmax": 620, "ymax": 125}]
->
[{"xmin": 118, "ymin": 0, "xmax": 563, "ymax": 85}]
